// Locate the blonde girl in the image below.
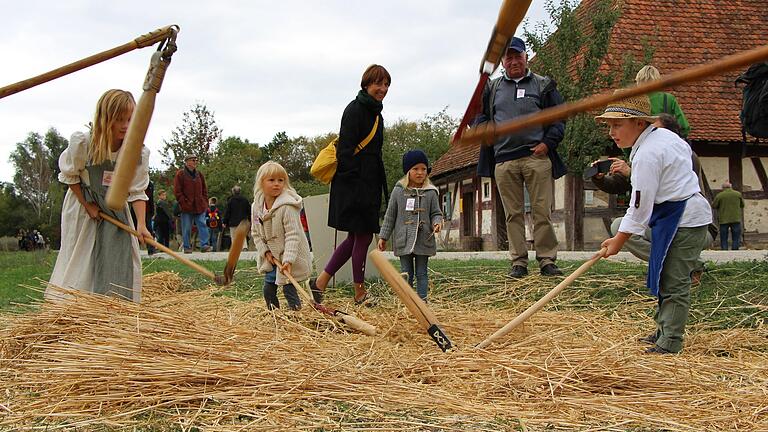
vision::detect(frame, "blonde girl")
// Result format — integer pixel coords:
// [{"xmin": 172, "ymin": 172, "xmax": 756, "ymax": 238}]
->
[
  {"xmin": 251, "ymin": 161, "xmax": 312, "ymax": 310},
  {"xmin": 47, "ymin": 89, "xmax": 151, "ymax": 303}
]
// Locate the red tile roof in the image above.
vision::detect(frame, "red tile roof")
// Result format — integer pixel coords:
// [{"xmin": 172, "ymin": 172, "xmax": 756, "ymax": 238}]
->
[
  {"xmin": 431, "ymin": 141, "xmax": 480, "ymax": 178},
  {"xmin": 432, "ymin": 0, "xmax": 768, "ymax": 178},
  {"xmin": 600, "ymin": 0, "xmax": 768, "ymax": 142}
]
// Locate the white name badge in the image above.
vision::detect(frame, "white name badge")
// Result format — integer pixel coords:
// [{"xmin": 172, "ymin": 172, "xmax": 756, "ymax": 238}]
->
[
  {"xmin": 102, "ymin": 170, "xmax": 114, "ymax": 187},
  {"xmin": 405, "ymin": 198, "xmax": 416, "ymax": 211},
  {"xmin": 516, "ymin": 88, "xmax": 526, "ymax": 98}
]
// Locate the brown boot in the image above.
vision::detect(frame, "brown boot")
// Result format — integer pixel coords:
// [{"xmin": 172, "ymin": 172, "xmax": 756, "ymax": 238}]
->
[{"xmin": 353, "ymin": 283, "xmax": 368, "ymax": 305}]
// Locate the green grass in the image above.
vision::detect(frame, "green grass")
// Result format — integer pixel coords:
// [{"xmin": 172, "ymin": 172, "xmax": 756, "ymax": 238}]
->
[
  {"xmin": 1, "ymin": 251, "xmax": 766, "ymax": 331},
  {"xmin": 0, "ymin": 250, "xmax": 56, "ymax": 310}
]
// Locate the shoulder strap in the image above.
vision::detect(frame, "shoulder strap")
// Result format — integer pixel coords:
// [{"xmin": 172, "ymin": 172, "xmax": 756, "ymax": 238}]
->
[{"xmin": 354, "ymin": 115, "xmax": 379, "ymax": 154}]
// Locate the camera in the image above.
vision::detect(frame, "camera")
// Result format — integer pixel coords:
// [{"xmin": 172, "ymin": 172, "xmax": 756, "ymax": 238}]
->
[{"xmin": 583, "ymin": 159, "xmax": 614, "ymax": 179}]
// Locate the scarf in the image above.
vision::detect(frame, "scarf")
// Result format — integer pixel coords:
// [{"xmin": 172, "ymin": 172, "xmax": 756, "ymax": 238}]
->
[{"xmin": 356, "ymin": 89, "xmax": 383, "ymax": 115}]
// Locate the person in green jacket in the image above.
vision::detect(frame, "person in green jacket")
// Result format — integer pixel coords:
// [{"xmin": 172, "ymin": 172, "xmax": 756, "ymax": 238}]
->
[
  {"xmin": 712, "ymin": 181, "xmax": 745, "ymax": 250},
  {"xmin": 635, "ymin": 65, "xmax": 691, "ymax": 138}
]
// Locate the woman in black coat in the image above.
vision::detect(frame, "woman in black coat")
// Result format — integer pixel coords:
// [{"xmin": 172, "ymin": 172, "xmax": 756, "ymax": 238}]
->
[{"xmin": 311, "ymin": 64, "xmax": 390, "ymax": 304}]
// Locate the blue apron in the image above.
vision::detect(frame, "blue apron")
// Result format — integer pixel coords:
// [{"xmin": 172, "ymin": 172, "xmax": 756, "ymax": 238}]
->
[{"xmin": 647, "ymin": 199, "xmax": 688, "ymax": 297}]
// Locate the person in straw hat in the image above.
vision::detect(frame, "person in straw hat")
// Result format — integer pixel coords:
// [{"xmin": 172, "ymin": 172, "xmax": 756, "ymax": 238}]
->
[{"xmin": 596, "ymin": 94, "xmax": 711, "ymax": 354}]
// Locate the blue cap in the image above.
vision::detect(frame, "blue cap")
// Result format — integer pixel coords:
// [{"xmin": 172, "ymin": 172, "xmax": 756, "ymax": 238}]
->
[
  {"xmin": 507, "ymin": 37, "xmax": 526, "ymax": 53},
  {"xmin": 402, "ymin": 150, "xmax": 430, "ymax": 174}
]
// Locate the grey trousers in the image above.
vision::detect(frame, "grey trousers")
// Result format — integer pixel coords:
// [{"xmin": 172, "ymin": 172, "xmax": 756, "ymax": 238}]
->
[{"xmin": 495, "ymin": 155, "xmax": 558, "ymax": 267}]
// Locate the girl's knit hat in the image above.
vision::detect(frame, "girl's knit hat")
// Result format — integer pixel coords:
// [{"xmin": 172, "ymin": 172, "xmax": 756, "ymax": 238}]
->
[{"xmin": 402, "ymin": 149, "xmax": 430, "ymax": 174}]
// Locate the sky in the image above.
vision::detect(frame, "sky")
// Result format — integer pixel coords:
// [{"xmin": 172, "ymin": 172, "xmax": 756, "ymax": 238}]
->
[{"xmin": 0, "ymin": 0, "xmax": 553, "ymax": 183}]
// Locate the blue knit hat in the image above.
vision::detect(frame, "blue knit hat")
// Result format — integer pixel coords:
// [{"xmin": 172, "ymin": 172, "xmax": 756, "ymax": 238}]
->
[{"xmin": 402, "ymin": 149, "xmax": 430, "ymax": 174}]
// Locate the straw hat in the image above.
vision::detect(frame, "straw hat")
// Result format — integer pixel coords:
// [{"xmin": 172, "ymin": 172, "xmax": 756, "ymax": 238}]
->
[{"xmin": 595, "ymin": 94, "xmax": 658, "ymax": 123}]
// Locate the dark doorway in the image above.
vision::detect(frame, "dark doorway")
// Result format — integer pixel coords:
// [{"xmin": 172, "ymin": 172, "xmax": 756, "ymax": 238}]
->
[{"xmin": 462, "ymin": 191, "xmax": 475, "ymax": 237}]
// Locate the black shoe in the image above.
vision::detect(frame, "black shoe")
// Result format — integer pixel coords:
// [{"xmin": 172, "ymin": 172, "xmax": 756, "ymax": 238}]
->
[
  {"xmin": 540, "ymin": 263, "xmax": 564, "ymax": 276},
  {"xmin": 508, "ymin": 265, "xmax": 528, "ymax": 278},
  {"xmin": 309, "ymin": 278, "xmax": 324, "ymax": 304},
  {"xmin": 645, "ymin": 345, "xmax": 674, "ymax": 355},
  {"xmin": 638, "ymin": 333, "xmax": 658, "ymax": 345}
]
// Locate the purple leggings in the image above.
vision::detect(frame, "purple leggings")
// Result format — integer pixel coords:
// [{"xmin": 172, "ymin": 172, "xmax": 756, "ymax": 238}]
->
[{"xmin": 324, "ymin": 232, "xmax": 373, "ymax": 283}]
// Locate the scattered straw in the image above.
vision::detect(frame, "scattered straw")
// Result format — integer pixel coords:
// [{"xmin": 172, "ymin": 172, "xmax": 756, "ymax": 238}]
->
[{"xmin": 1, "ymin": 271, "xmax": 766, "ymax": 430}]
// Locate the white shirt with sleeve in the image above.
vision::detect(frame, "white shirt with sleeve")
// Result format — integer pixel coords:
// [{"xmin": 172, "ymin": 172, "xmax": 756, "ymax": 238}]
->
[{"xmin": 618, "ymin": 126, "xmax": 712, "ymax": 236}]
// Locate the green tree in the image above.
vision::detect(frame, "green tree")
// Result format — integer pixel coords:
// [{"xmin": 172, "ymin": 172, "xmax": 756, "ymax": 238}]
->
[
  {"xmin": 10, "ymin": 131, "xmax": 56, "ymax": 217},
  {"xmin": 382, "ymin": 109, "xmax": 457, "ymax": 191},
  {"xmin": 161, "ymin": 103, "xmax": 223, "ymax": 168},
  {"xmin": 261, "ymin": 131, "xmax": 289, "ymax": 164},
  {"xmin": 5, "ymin": 128, "xmax": 67, "ymax": 246},
  {"xmin": 0, "ymin": 183, "xmax": 35, "ymax": 237},
  {"xmin": 265, "ymin": 131, "xmax": 331, "ymax": 197},
  {"xmin": 149, "ymin": 167, "xmax": 176, "ymax": 202},
  {"xmin": 44, "ymin": 128, "xmax": 69, "ymax": 179},
  {"xmin": 202, "ymin": 136, "xmax": 263, "ymax": 202},
  {"xmin": 523, "ymin": 0, "xmax": 621, "ymax": 174},
  {"xmin": 523, "ymin": 0, "xmax": 624, "ymax": 250}
]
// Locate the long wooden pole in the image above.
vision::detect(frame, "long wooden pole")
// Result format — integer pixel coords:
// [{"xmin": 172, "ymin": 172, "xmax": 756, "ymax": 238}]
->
[
  {"xmin": 106, "ymin": 27, "xmax": 178, "ymax": 210},
  {"xmin": 369, "ymin": 249, "xmax": 452, "ymax": 351},
  {"xmin": 480, "ymin": 0, "xmax": 533, "ymax": 73},
  {"xmin": 453, "ymin": 0, "xmax": 533, "ymax": 142},
  {"xmin": 99, "ymin": 211, "xmax": 216, "ymax": 281},
  {"xmin": 456, "ymin": 44, "xmax": 768, "ymax": 147},
  {"xmin": 273, "ymin": 259, "xmax": 377, "ymax": 336},
  {"xmin": 0, "ymin": 25, "xmax": 178, "ymax": 100},
  {"xmin": 476, "ymin": 248, "xmax": 606, "ymax": 349}
]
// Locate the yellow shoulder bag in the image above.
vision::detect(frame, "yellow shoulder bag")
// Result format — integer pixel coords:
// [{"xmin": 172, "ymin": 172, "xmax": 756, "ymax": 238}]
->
[{"xmin": 310, "ymin": 116, "xmax": 379, "ymax": 184}]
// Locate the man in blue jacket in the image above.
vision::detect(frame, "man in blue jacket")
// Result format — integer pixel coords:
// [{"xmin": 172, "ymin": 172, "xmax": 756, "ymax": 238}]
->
[{"xmin": 475, "ymin": 37, "xmax": 567, "ymax": 278}]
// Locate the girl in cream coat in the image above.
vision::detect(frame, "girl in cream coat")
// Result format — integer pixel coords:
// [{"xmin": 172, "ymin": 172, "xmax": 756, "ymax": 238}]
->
[{"xmin": 251, "ymin": 162, "xmax": 312, "ymax": 310}]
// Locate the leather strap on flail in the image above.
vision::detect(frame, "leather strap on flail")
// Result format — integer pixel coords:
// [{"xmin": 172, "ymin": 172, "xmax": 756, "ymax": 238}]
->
[{"xmin": 143, "ymin": 26, "xmax": 179, "ymax": 93}]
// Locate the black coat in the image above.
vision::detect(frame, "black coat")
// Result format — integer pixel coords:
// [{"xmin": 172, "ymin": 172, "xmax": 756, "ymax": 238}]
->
[
  {"xmin": 328, "ymin": 95, "xmax": 386, "ymax": 233},
  {"xmin": 222, "ymin": 194, "xmax": 251, "ymax": 228}
]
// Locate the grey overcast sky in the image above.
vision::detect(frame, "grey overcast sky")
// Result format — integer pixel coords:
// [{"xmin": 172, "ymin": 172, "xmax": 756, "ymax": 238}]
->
[{"xmin": 0, "ymin": 0, "xmax": 552, "ymax": 183}]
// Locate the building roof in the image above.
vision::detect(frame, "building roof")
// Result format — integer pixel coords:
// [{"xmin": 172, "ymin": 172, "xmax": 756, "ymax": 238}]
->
[
  {"xmin": 600, "ymin": 0, "xmax": 767, "ymax": 142},
  {"xmin": 431, "ymin": 141, "xmax": 480, "ymax": 178},
  {"xmin": 432, "ymin": 0, "xmax": 768, "ymax": 179}
]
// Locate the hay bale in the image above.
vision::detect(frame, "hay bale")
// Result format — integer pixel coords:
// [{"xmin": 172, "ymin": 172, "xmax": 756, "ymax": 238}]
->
[{"xmin": 1, "ymin": 272, "xmax": 766, "ymax": 430}]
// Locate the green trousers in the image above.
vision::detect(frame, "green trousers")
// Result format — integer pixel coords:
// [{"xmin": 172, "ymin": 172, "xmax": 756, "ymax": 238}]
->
[
  {"xmin": 610, "ymin": 217, "xmax": 711, "ymax": 271},
  {"xmin": 653, "ymin": 226, "xmax": 708, "ymax": 353}
]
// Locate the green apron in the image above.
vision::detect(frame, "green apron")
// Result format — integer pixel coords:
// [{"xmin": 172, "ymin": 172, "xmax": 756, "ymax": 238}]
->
[{"xmin": 81, "ymin": 159, "xmax": 135, "ymax": 300}]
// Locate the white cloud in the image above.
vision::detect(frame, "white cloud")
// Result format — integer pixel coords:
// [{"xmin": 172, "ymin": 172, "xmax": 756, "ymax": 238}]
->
[{"xmin": 0, "ymin": 0, "xmax": 552, "ymax": 182}]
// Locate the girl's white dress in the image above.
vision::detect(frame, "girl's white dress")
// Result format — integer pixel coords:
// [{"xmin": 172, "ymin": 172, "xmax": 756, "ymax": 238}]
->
[{"xmin": 46, "ymin": 132, "xmax": 150, "ymax": 303}]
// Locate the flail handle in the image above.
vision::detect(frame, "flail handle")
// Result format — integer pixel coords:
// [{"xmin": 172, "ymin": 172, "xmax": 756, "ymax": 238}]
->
[
  {"xmin": 369, "ymin": 249, "xmax": 431, "ymax": 330},
  {"xmin": 476, "ymin": 248, "xmax": 606, "ymax": 349},
  {"xmin": 459, "ymin": 44, "xmax": 768, "ymax": 147},
  {"xmin": 106, "ymin": 90, "xmax": 156, "ymax": 210},
  {"xmin": 99, "ymin": 211, "xmax": 216, "ymax": 280},
  {"xmin": 481, "ymin": 0, "xmax": 533, "ymax": 73},
  {"xmin": 0, "ymin": 25, "xmax": 178, "ymax": 100}
]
